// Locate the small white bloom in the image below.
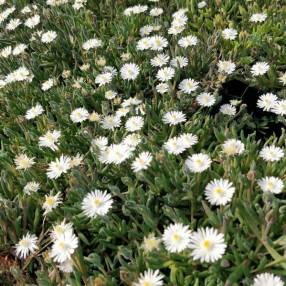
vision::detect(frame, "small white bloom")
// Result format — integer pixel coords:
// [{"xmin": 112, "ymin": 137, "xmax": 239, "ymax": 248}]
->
[
  {"xmin": 205, "ymin": 179, "xmax": 235, "ymax": 206},
  {"xmin": 70, "ymin": 108, "xmax": 89, "ymax": 123},
  {"xmin": 178, "ymin": 78, "xmax": 199, "ymax": 94},
  {"xmin": 25, "ymin": 104, "xmax": 44, "ymax": 120},
  {"xmin": 39, "ymin": 130, "xmax": 61, "ymax": 151},
  {"xmin": 132, "ymin": 151, "xmax": 153, "ymax": 172},
  {"xmin": 189, "ymin": 227, "xmax": 227, "ymax": 263},
  {"xmin": 149, "ymin": 35, "xmax": 168, "ymax": 51},
  {"xmin": 198, "ymin": 1, "xmax": 207, "ymax": 8},
  {"xmin": 222, "ymin": 139, "xmax": 245, "ymax": 156},
  {"xmin": 16, "ymin": 233, "xmax": 38, "ymax": 259},
  {"xmin": 170, "ymin": 56, "xmax": 188, "ymax": 68},
  {"xmin": 222, "ymin": 28, "xmax": 237, "ymax": 40},
  {"xmin": 250, "ymin": 13, "xmax": 267, "ymax": 23},
  {"xmin": 150, "ymin": 7, "xmax": 163, "ymax": 16},
  {"xmin": 133, "ymin": 269, "xmax": 164, "ymax": 286},
  {"xmin": 279, "ymin": 72, "xmax": 286, "ymax": 85},
  {"xmin": 120, "ymin": 63, "xmax": 140, "ymax": 80},
  {"xmin": 47, "ymin": 155, "xmax": 71, "ymax": 179},
  {"xmin": 257, "ymin": 176, "xmax": 284, "ymax": 194},
  {"xmin": 185, "ymin": 153, "xmax": 211, "ymax": 173},
  {"xmin": 220, "ymin": 104, "xmax": 236, "ymax": 116},
  {"xmin": 218, "ymin": 60, "xmax": 236, "ymax": 74},
  {"xmin": 14, "ymin": 154, "xmax": 35, "ymax": 170},
  {"xmin": 23, "ymin": 181, "xmax": 40, "ymax": 195},
  {"xmin": 82, "ymin": 38, "xmax": 102, "ymax": 50},
  {"xmin": 272, "ymin": 100, "xmax": 286, "ymax": 116},
  {"xmin": 150, "ymin": 53, "xmax": 170, "ymax": 67},
  {"xmin": 251, "ymin": 62, "xmax": 270, "ymax": 76},
  {"xmin": 41, "ymin": 31, "xmax": 57, "ymax": 43},
  {"xmin": 156, "ymin": 67, "xmax": 175, "ymax": 82},
  {"xmin": 82, "ymin": 190, "xmax": 113, "ymax": 218},
  {"xmin": 257, "ymin": 93, "xmax": 278, "ymax": 111},
  {"xmin": 252, "ymin": 273, "xmax": 284, "ymax": 286},
  {"xmin": 162, "ymin": 111, "xmax": 186, "ymax": 125},
  {"xmin": 101, "ymin": 115, "xmax": 121, "ymax": 130},
  {"xmin": 43, "ymin": 192, "xmax": 62, "ymax": 215},
  {"xmin": 156, "ymin": 83, "xmax": 169, "ymax": 94},
  {"xmin": 95, "ymin": 72, "xmax": 113, "ymax": 86},
  {"xmin": 142, "ymin": 234, "xmax": 161, "ymax": 253},
  {"xmin": 196, "ymin": 92, "xmax": 216, "ymax": 107},
  {"xmin": 259, "ymin": 145, "xmax": 284, "ymax": 162},
  {"xmin": 162, "ymin": 223, "xmax": 192, "ymax": 253}
]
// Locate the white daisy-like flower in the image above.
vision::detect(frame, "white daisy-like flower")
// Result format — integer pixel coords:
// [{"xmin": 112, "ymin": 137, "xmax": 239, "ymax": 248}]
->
[
  {"xmin": 257, "ymin": 176, "xmax": 284, "ymax": 194},
  {"xmin": 14, "ymin": 154, "xmax": 35, "ymax": 170},
  {"xmin": 123, "ymin": 133, "xmax": 142, "ymax": 147},
  {"xmin": 50, "ymin": 231, "xmax": 79, "ymax": 263},
  {"xmin": 23, "ymin": 181, "xmax": 40, "ymax": 195},
  {"xmin": 198, "ymin": 1, "xmax": 207, "ymax": 8},
  {"xmin": 178, "ymin": 35, "xmax": 198, "ymax": 48},
  {"xmin": 250, "ymin": 13, "xmax": 267, "ymax": 23},
  {"xmin": 257, "ymin": 93, "xmax": 278, "ymax": 111},
  {"xmin": 162, "ymin": 111, "xmax": 186, "ymax": 125},
  {"xmin": 82, "ymin": 38, "xmax": 102, "ymax": 50},
  {"xmin": 222, "ymin": 139, "xmax": 245, "ymax": 156},
  {"xmin": 92, "ymin": 136, "xmax": 108, "ymax": 150},
  {"xmin": 150, "ymin": 53, "xmax": 170, "ymax": 67},
  {"xmin": 0, "ymin": 46, "xmax": 12, "ymax": 58},
  {"xmin": 162, "ymin": 223, "xmax": 192, "ymax": 253},
  {"xmin": 179, "ymin": 133, "xmax": 198, "ymax": 148},
  {"xmin": 222, "ymin": 28, "xmax": 237, "ymax": 40},
  {"xmin": 25, "ymin": 104, "xmax": 44, "ymax": 120},
  {"xmin": 6, "ymin": 18, "xmax": 21, "ymax": 30},
  {"xmin": 24, "ymin": 14, "xmax": 40, "ymax": 28},
  {"xmin": 178, "ymin": 78, "xmax": 199, "ymax": 94},
  {"xmin": 12, "ymin": 43, "xmax": 27, "ymax": 55},
  {"xmin": 120, "ymin": 63, "xmax": 140, "ymax": 80},
  {"xmin": 43, "ymin": 192, "xmax": 62, "ymax": 215},
  {"xmin": 51, "ymin": 220, "xmax": 73, "ymax": 241},
  {"xmin": 252, "ymin": 273, "xmax": 284, "ymax": 286},
  {"xmin": 251, "ymin": 62, "xmax": 270, "ymax": 76},
  {"xmin": 220, "ymin": 104, "xmax": 236, "ymax": 116},
  {"xmin": 156, "ymin": 83, "xmax": 169, "ymax": 94},
  {"xmin": 142, "ymin": 233, "xmax": 161, "ymax": 253},
  {"xmin": 133, "ymin": 269, "xmax": 164, "ymax": 286},
  {"xmin": 150, "ymin": 7, "xmax": 163, "ymax": 16},
  {"xmin": 137, "ymin": 37, "xmax": 152, "ymax": 51},
  {"xmin": 259, "ymin": 145, "xmax": 284, "ymax": 162},
  {"xmin": 41, "ymin": 78, "xmax": 55, "ymax": 91},
  {"xmin": 95, "ymin": 72, "xmax": 113, "ymax": 86},
  {"xmin": 82, "ymin": 190, "xmax": 113, "ymax": 218},
  {"xmin": 205, "ymin": 178, "xmax": 235, "ymax": 206},
  {"xmin": 185, "ymin": 153, "xmax": 212, "ymax": 173},
  {"xmin": 218, "ymin": 60, "xmax": 236, "ymax": 74},
  {"xmin": 41, "ymin": 31, "xmax": 57, "ymax": 43},
  {"xmin": 58, "ymin": 259, "xmax": 74, "ymax": 273},
  {"xmin": 156, "ymin": 67, "xmax": 175, "ymax": 82},
  {"xmin": 16, "ymin": 233, "xmax": 38, "ymax": 259},
  {"xmin": 149, "ymin": 35, "xmax": 168, "ymax": 51},
  {"xmin": 196, "ymin": 92, "xmax": 216, "ymax": 107},
  {"xmin": 39, "ymin": 130, "xmax": 61, "ymax": 151},
  {"xmin": 170, "ymin": 56, "xmax": 188, "ymax": 68},
  {"xmin": 189, "ymin": 227, "xmax": 227, "ymax": 263},
  {"xmin": 70, "ymin": 108, "xmax": 89, "ymax": 123},
  {"xmin": 46, "ymin": 155, "xmax": 71, "ymax": 179},
  {"xmin": 164, "ymin": 136, "xmax": 187, "ymax": 155},
  {"xmin": 101, "ymin": 115, "xmax": 121, "ymax": 130},
  {"xmin": 131, "ymin": 151, "xmax": 153, "ymax": 172},
  {"xmin": 272, "ymin": 100, "xmax": 286, "ymax": 116},
  {"xmin": 125, "ymin": 116, "xmax": 144, "ymax": 132},
  {"xmin": 279, "ymin": 72, "xmax": 286, "ymax": 85},
  {"xmin": 139, "ymin": 25, "xmax": 153, "ymax": 37},
  {"xmin": 168, "ymin": 25, "xmax": 185, "ymax": 35}
]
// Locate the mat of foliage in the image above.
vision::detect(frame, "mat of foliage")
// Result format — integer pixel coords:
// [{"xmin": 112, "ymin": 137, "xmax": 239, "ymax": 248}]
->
[{"xmin": 0, "ymin": 0, "xmax": 286, "ymax": 285}]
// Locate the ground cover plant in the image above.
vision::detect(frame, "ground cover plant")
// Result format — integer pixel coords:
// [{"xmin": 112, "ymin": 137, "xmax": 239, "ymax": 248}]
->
[{"xmin": 0, "ymin": 0, "xmax": 286, "ymax": 285}]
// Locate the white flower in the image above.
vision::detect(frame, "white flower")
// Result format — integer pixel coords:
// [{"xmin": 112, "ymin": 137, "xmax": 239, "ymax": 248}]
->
[
  {"xmin": 23, "ymin": 182, "xmax": 40, "ymax": 195},
  {"xmin": 162, "ymin": 223, "xmax": 192, "ymax": 253},
  {"xmin": 252, "ymin": 273, "xmax": 284, "ymax": 286},
  {"xmin": 51, "ymin": 230, "xmax": 79, "ymax": 263},
  {"xmin": 149, "ymin": 35, "xmax": 168, "ymax": 51},
  {"xmin": 220, "ymin": 104, "xmax": 236, "ymax": 116},
  {"xmin": 142, "ymin": 234, "xmax": 161, "ymax": 253},
  {"xmin": 41, "ymin": 78, "xmax": 55, "ymax": 91},
  {"xmin": 101, "ymin": 115, "xmax": 121, "ymax": 130},
  {"xmin": 162, "ymin": 111, "xmax": 186, "ymax": 125},
  {"xmin": 0, "ymin": 46, "xmax": 12, "ymax": 58},
  {"xmin": 51, "ymin": 220, "xmax": 73, "ymax": 241},
  {"xmin": 47, "ymin": 155, "xmax": 71, "ymax": 179},
  {"xmin": 170, "ymin": 56, "xmax": 188, "ymax": 68},
  {"xmin": 99, "ymin": 143, "xmax": 134, "ymax": 165},
  {"xmin": 251, "ymin": 62, "xmax": 270, "ymax": 76},
  {"xmin": 259, "ymin": 145, "xmax": 284, "ymax": 162},
  {"xmin": 156, "ymin": 67, "xmax": 175, "ymax": 82},
  {"xmin": 222, "ymin": 139, "xmax": 245, "ymax": 156},
  {"xmin": 105, "ymin": 90, "xmax": 117, "ymax": 100},
  {"xmin": 69, "ymin": 153, "xmax": 84, "ymax": 168},
  {"xmin": 16, "ymin": 233, "xmax": 38, "ymax": 259},
  {"xmin": 82, "ymin": 38, "xmax": 102, "ymax": 50},
  {"xmin": 125, "ymin": 116, "xmax": 144, "ymax": 132},
  {"xmin": 12, "ymin": 43, "xmax": 27, "ymax": 55},
  {"xmin": 257, "ymin": 93, "xmax": 278, "ymax": 111},
  {"xmin": 150, "ymin": 7, "xmax": 163, "ymax": 16},
  {"xmin": 164, "ymin": 136, "xmax": 187, "ymax": 155},
  {"xmin": 92, "ymin": 137, "xmax": 108, "ymax": 150},
  {"xmin": 257, "ymin": 177, "xmax": 284, "ymax": 194},
  {"xmin": 205, "ymin": 179, "xmax": 235, "ymax": 206},
  {"xmin": 132, "ymin": 152, "xmax": 153, "ymax": 172},
  {"xmin": 222, "ymin": 28, "xmax": 237, "ymax": 40},
  {"xmin": 95, "ymin": 72, "xmax": 113, "ymax": 86},
  {"xmin": 156, "ymin": 83, "xmax": 169, "ymax": 94},
  {"xmin": 179, "ymin": 133, "xmax": 198, "ymax": 148},
  {"xmin": 123, "ymin": 133, "xmax": 142, "ymax": 147},
  {"xmin": 25, "ymin": 104, "xmax": 44, "ymax": 120},
  {"xmin": 139, "ymin": 26, "xmax": 153, "ymax": 37},
  {"xmin": 218, "ymin": 60, "xmax": 236, "ymax": 74},
  {"xmin": 24, "ymin": 14, "xmax": 40, "ymax": 28},
  {"xmin": 41, "ymin": 31, "xmax": 57, "ymax": 43},
  {"xmin": 198, "ymin": 1, "xmax": 207, "ymax": 8},
  {"xmin": 70, "ymin": 108, "xmax": 89, "ymax": 123},
  {"xmin": 120, "ymin": 63, "xmax": 140, "ymax": 80},
  {"xmin": 250, "ymin": 13, "xmax": 267, "ymax": 23},
  {"xmin": 178, "ymin": 78, "xmax": 199, "ymax": 94},
  {"xmin": 272, "ymin": 100, "xmax": 286, "ymax": 116},
  {"xmin": 133, "ymin": 269, "xmax": 164, "ymax": 286},
  {"xmin": 279, "ymin": 72, "xmax": 286, "ymax": 85},
  {"xmin": 150, "ymin": 53, "xmax": 170, "ymax": 67},
  {"xmin": 189, "ymin": 227, "xmax": 227, "ymax": 263},
  {"xmin": 14, "ymin": 154, "xmax": 35, "ymax": 170},
  {"xmin": 178, "ymin": 35, "xmax": 198, "ymax": 48},
  {"xmin": 82, "ymin": 190, "xmax": 113, "ymax": 218},
  {"xmin": 58, "ymin": 259, "xmax": 74, "ymax": 273},
  {"xmin": 137, "ymin": 37, "xmax": 152, "ymax": 50},
  {"xmin": 43, "ymin": 192, "xmax": 62, "ymax": 215},
  {"xmin": 185, "ymin": 153, "xmax": 211, "ymax": 173},
  {"xmin": 6, "ymin": 18, "xmax": 21, "ymax": 30},
  {"xmin": 39, "ymin": 130, "xmax": 61, "ymax": 151},
  {"xmin": 196, "ymin": 92, "xmax": 216, "ymax": 107}
]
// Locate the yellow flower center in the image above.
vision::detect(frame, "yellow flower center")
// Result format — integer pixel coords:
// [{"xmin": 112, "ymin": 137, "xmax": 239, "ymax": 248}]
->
[
  {"xmin": 202, "ymin": 239, "xmax": 212, "ymax": 250},
  {"xmin": 214, "ymin": 187, "xmax": 224, "ymax": 196},
  {"xmin": 143, "ymin": 282, "xmax": 151, "ymax": 286},
  {"xmin": 94, "ymin": 198, "xmax": 102, "ymax": 207},
  {"xmin": 20, "ymin": 239, "xmax": 29, "ymax": 247},
  {"xmin": 46, "ymin": 197, "xmax": 55, "ymax": 206},
  {"xmin": 172, "ymin": 233, "xmax": 181, "ymax": 242}
]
